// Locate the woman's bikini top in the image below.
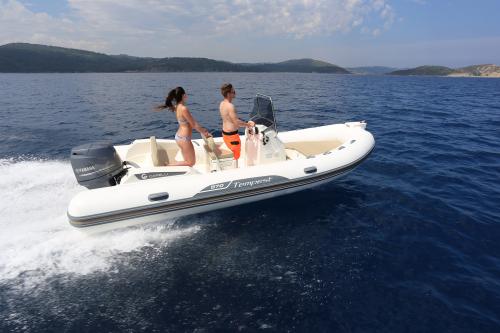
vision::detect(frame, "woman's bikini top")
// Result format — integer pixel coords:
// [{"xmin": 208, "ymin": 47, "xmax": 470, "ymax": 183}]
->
[
  {"xmin": 175, "ymin": 109, "xmax": 189, "ymax": 125},
  {"xmin": 177, "ymin": 117, "xmax": 189, "ymax": 125}
]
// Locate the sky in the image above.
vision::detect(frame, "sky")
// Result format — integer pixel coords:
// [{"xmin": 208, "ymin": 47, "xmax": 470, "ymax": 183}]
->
[{"xmin": 0, "ymin": 0, "xmax": 499, "ymax": 68}]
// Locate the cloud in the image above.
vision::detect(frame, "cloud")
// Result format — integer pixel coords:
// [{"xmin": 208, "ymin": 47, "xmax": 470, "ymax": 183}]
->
[
  {"xmin": 64, "ymin": 0, "xmax": 396, "ymax": 38},
  {"xmin": 0, "ymin": 0, "xmax": 109, "ymax": 50},
  {"xmin": 209, "ymin": 0, "xmax": 395, "ymax": 38},
  {"xmin": 0, "ymin": 0, "xmax": 396, "ymax": 55}
]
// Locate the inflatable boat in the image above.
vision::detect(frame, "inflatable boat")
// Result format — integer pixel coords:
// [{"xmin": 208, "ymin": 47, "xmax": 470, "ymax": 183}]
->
[{"xmin": 68, "ymin": 95, "xmax": 375, "ymax": 230}]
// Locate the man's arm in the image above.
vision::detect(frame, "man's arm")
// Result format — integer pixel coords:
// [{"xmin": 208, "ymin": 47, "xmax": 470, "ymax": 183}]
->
[{"xmin": 228, "ymin": 104, "xmax": 254, "ymax": 128}]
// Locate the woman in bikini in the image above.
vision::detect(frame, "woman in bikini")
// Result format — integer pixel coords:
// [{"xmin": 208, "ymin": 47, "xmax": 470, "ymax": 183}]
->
[{"xmin": 155, "ymin": 87, "xmax": 210, "ymax": 166}]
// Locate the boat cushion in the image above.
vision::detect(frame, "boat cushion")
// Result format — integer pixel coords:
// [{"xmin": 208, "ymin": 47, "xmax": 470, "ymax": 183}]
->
[
  {"xmin": 204, "ymin": 137, "xmax": 233, "ymax": 160},
  {"xmin": 150, "ymin": 136, "xmax": 169, "ymax": 166}
]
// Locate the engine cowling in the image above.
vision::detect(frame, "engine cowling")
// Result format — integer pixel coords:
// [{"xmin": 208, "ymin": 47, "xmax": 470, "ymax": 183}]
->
[{"xmin": 70, "ymin": 142, "xmax": 124, "ymax": 189}]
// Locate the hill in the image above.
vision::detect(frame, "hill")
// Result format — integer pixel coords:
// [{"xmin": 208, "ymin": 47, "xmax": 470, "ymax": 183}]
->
[
  {"xmin": 266, "ymin": 59, "xmax": 350, "ymax": 73},
  {"xmin": 0, "ymin": 43, "xmax": 146, "ymax": 72},
  {"xmin": 0, "ymin": 43, "xmax": 350, "ymax": 74},
  {"xmin": 388, "ymin": 64, "xmax": 500, "ymax": 77},
  {"xmin": 388, "ymin": 66, "xmax": 455, "ymax": 76},
  {"xmin": 449, "ymin": 64, "xmax": 500, "ymax": 77}
]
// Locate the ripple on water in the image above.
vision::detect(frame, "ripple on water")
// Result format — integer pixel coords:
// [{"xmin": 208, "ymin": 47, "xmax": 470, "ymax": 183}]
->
[{"xmin": 0, "ymin": 73, "xmax": 499, "ymax": 331}]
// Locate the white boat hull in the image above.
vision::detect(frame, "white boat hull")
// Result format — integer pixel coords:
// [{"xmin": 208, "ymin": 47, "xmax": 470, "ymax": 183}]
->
[{"xmin": 68, "ymin": 121, "xmax": 374, "ymax": 230}]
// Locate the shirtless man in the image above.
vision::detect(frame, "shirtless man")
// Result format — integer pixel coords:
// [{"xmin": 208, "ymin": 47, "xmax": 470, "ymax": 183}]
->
[{"xmin": 219, "ymin": 83, "xmax": 254, "ymax": 165}]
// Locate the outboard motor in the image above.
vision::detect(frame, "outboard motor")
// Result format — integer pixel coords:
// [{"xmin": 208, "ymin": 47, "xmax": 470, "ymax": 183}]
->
[{"xmin": 70, "ymin": 142, "xmax": 125, "ymax": 189}]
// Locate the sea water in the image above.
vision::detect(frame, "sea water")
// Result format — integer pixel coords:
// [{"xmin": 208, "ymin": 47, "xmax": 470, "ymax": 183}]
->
[{"xmin": 0, "ymin": 73, "xmax": 499, "ymax": 331}]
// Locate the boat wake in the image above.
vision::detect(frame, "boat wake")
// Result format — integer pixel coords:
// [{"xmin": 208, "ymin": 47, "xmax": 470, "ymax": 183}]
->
[{"xmin": 0, "ymin": 158, "xmax": 200, "ymax": 290}]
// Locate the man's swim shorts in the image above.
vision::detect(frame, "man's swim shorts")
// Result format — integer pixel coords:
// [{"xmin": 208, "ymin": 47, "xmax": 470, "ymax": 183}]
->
[{"xmin": 222, "ymin": 129, "xmax": 241, "ymax": 160}]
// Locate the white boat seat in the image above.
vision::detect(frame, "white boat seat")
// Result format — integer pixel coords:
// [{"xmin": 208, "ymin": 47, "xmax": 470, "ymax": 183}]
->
[
  {"xmin": 150, "ymin": 136, "xmax": 169, "ymax": 166},
  {"xmin": 201, "ymin": 136, "xmax": 236, "ymax": 171},
  {"xmin": 285, "ymin": 148, "xmax": 307, "ymax": 160},
  {"xmin": 203, "ymin": 137, "xmax": 233, "ymax": 160}
]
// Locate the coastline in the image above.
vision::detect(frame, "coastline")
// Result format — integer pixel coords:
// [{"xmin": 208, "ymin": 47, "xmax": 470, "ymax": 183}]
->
[{"xmin": 447, "ymin": 73, "xmax": 500, "ymax": 78}]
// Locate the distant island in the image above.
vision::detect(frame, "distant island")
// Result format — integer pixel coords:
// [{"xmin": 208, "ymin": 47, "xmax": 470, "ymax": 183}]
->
[
  {"xmin": 388, "ymin": 65, "xmax": 500, "ymax": 77},
  {"xmin": 0, "ymin": 43, "xmax": 349, "ymax": 74},
  {"xmin": 1, "ymin": 43, "xmax": 498, "ymax": 77}
]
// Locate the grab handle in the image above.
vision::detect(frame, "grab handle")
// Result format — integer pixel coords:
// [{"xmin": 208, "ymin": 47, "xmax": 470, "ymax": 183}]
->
[
  {"xmin": 148, "ymin": 192, "xmax": 169, "ymax": 202},
  {"xmin": 304, "ymin": 166, "xmax": 317, "ymax": 174}
]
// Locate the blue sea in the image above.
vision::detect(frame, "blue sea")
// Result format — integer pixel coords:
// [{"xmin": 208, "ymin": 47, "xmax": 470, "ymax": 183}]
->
[{"xmin": 0, "ymin": 73, "xmax": 499, "ymax": 332}]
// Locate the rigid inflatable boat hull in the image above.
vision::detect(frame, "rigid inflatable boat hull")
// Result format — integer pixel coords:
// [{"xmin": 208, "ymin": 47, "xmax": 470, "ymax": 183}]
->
[{"xmin": 68, "ymin": 122, "xmax": 374, "ymax": 231}]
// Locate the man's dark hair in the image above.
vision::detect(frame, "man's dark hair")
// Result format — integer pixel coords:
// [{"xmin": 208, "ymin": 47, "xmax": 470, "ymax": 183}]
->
[{"xmin": 221, "ymin": 83, "xmax": 233, "ymax": 98}]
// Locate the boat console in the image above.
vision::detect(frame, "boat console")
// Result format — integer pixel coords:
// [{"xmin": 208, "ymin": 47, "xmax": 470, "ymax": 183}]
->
[
  {"xmin": 245, "ymin": 94, "xmax": 286, "ymax": 166},
  {"xmin": 245, "ymin": 125, "xmax": 286, "ymax": 166}
]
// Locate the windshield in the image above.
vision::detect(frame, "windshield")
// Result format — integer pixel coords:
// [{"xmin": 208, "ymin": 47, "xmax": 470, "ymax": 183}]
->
[{"xmin": 249, "ymin": 94, "xmax": 277, "ymax": 133}]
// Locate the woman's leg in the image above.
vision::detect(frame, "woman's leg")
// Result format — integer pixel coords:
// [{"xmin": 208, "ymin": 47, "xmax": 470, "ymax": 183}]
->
[
  {"xmin": 179, "ymin": 140, "xmax": 196, "ymax": 166},
  {"xmin": 168, "ymin": 140, "xmax": 195, "ymax": 166}
]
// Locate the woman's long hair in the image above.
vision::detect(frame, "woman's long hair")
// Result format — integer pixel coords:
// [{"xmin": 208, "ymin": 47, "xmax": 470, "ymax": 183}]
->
[{"xmin": 154, "ymin": 86, "xmax": 186, "ymax": 112}]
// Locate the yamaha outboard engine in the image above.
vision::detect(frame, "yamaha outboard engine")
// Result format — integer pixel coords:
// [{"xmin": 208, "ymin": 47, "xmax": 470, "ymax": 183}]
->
[{"xmin": 70, "ymin": 142, "xmax": 125, "ymax": 189}]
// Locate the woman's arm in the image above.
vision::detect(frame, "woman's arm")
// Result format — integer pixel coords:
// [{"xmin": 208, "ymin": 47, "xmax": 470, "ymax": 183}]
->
[{"xmin": 183, "ymin": 107, "xmax": 211, "ymax": 137}]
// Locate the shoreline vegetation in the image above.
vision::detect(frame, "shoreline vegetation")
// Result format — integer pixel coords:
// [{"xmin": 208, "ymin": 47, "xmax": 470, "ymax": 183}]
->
[{"xmin": 0, "ymin": 43, "xmax": 499, "ymax": 77}]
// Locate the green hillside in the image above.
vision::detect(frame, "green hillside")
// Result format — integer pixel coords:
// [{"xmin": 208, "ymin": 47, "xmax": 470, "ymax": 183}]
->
[
  {"xmin": 0, "ymin": 43, "xmax": 350, "ymax": 74},
  {"xmin": 264, "ymin": 58, "xmax": 350, "ymax": 73},
  {"xmin": 148, "ymin": 57, "xmax": 242, "ymax": 72},
  {"xmin": 0, "ymin": 43, "xmax": 145, "ymax": 72},
  {"xmin": 388, "ymin": 65, "xmax": 455, "ymax": 76}
]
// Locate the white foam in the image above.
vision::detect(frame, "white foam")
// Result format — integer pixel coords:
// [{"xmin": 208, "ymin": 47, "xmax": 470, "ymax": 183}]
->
[{"xmin": 0, "ymin": 158, "xmax": 200, "ymax": 288}]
